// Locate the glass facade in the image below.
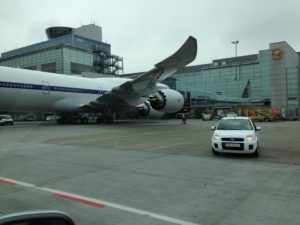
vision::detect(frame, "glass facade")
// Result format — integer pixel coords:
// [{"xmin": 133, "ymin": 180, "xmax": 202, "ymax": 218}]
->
[
  {"xmin": 62, "ymin": 47, "xmax": 94, "ymax": 74},
  {"xmin": 287, "ymin": 67, "xmax": 299, "ymax": 108},
  {"xmin": 0, "ymin": 48, "xmax": 63, "ymax": 73},
  {"xmin": 258, "ymin": 50, "xmax": 271, "ymax": 100},
  {"xmin": 173, "ymin": 56, "xmax": 266, "ymax": 107}
]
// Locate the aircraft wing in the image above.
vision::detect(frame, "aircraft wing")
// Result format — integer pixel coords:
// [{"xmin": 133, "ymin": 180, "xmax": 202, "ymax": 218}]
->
[
  {"xmin": 83, "ymin": 36, "xmax": 197, "ymax": 110},
  {"xmin": 116, "ymin": 36, "xmax": 197, "ymax": 95}
]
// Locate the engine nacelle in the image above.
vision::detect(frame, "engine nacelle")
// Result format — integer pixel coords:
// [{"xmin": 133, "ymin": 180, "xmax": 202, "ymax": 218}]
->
[
  {"xmin": 136, "ymin": 101, "xmax": 165, "ymax": 118},
  {"xmin": 149, "ymin": 89, "xmax": 184, "ymax": 113}
]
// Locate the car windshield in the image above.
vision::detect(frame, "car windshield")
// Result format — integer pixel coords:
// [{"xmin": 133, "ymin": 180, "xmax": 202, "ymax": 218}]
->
[{"xmin": 217, "ymin": 119, "xmax": 253, "ymax": 130}]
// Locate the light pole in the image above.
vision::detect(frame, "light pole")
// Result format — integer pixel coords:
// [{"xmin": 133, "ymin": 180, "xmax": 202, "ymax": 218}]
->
[
  {"xmin": 231, "ymin": 41, "xmax": 239, "ymax": 57},
  {"xmin": 231, "ymin": 41, "xmax": 239, "ymax": 81}
]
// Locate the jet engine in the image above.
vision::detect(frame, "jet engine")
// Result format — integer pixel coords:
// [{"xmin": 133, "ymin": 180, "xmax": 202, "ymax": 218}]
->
[
  {"xmin": 136, "ymin": 101, "xmax": 165, "ymax": 118},
  {"xmin": 148, "ymin": 89, "xmax": 184, "ymax": 113}
]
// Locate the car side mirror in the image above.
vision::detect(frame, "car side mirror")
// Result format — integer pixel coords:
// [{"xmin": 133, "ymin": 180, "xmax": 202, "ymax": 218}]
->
[
  {"xmin": 256, "ymin": 126, "xmax": 261, "ymax": 131},
  {"xmin": 0, "ymin": 211, "xmax": 75, "ymax": 225},
  {"xmin": 211, "ymin": 126, "xmax": 216, "ymax": 130}
]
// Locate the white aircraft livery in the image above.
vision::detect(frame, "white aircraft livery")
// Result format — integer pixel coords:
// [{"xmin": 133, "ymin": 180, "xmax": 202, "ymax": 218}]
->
[{"xmin": 0, "ymin": 36, "xmax": 197, "ymax": 123}]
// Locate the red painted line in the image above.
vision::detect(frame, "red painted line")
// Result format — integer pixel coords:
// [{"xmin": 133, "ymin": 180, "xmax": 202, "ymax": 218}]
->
[
  {"xmin": 0, "ymin": 179, "xmax": 17, "ymax": 186},
  {"xmin": 53, "ymin": 193, "xmax": 106, "ymax": 209}
]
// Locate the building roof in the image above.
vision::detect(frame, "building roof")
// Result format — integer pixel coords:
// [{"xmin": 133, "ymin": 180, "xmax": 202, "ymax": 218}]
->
[
  {"xmin": 213, "ymin": 54, "xmax": 258, "ymax": 65},
  {"xmin": 124, "ymin": 53, "xmax": 260, "ymax": 78},
  {"xmin": 175, "ymin": 54, "xmax": 259, "ymax": 75}
]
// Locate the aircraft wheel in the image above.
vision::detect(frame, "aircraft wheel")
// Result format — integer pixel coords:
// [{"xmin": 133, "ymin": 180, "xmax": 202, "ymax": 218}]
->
[
  {"xmin": 97, "ymin": 116, "xmax": 104, "ymax": 124},
  {"xmin": 81, "ymin": 118, "xmax": 88, "ymax": 124},
  {"xmin": 212, "ymin": 148, "xmax": 219, "ymax": 155},
  {"xmin": 104, "ymin": 116, "xmax": 114, "ymax": 124}
]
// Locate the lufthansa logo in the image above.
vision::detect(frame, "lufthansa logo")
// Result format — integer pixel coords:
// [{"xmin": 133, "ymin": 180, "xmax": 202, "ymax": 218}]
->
[{"xmin": 272, "ymin": 48, "xmax": 284, "ymax": 60}]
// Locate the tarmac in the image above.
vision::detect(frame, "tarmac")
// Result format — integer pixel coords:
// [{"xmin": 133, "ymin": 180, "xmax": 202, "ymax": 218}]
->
[{"xmin": 0, "ymin": 119, "xmax": 300, "ymax": 225}]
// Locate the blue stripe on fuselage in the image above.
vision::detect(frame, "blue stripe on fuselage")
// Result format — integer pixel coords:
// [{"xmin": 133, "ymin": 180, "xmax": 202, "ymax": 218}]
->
[{"xmin": 0, "ymin": 81, "xmax": 107, "ymax": 95}]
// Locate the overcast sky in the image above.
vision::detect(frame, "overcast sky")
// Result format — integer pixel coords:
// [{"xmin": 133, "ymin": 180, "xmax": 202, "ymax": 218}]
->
[{"xmin": 0, "ymin": 0, "xmax": 300, "ymax": 73}]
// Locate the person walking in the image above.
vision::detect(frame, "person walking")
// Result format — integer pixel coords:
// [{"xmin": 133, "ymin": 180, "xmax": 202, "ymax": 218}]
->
[{"xmin": 181, "ymin": 113, "xmax": 186, "ymax": 125}]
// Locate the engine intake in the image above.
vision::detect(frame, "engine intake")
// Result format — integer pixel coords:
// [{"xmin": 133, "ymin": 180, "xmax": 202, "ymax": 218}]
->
[
  {"xmin": 148, "ymin": 89, "xmax": 184, "ymax": 113},
  {"xmin": 136, "ymin": 101, "xmax": 165, "ymax": 118},
  {"xmin": 149, "ymin": 91, "xmax": 166, "ymax": 111},
  {"xmin": 137, "ymin": 101, "xmax": 151, "ymax": 117}
]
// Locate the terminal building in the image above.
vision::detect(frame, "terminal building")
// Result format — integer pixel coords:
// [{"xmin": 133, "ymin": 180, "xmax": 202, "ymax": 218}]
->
[
  {"xmin": 0, "ymin": 24, "xmax": 123, "ymax": 76},
  {"xmin": 126, "ymin": 41, "xmax": 300, "ymax": 119}
]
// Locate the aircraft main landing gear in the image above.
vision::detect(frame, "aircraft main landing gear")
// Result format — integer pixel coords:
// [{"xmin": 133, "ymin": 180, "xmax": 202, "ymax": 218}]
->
[{"xmin": 96, "ymin": 115, "xmax": 114, "ymax": 124}]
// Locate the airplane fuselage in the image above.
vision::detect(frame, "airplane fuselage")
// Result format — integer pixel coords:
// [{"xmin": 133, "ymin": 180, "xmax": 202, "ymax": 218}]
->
[{"xmin": 0, "ymin": 66, "xmax": 131, "ymax": 112}]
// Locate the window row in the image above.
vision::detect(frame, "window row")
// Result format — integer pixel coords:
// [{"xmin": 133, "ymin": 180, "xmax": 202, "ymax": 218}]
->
[{"xmin": 0, "ymin": 82, "xmax": 33, "ymax": 89}]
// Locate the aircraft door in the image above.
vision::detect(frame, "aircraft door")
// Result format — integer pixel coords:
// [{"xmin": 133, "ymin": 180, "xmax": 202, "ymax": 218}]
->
[{"xmin": 42, "ymin": 81, "xmax": 50, "ymax": 95}]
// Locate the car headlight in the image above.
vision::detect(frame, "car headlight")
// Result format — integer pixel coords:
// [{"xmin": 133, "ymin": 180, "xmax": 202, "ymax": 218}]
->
[
  {"xmin": 246, "ymin": 134, "xmax": 254, "ymax": 142},
  {"xmin": 212, "ymin": 134, "xmax": 220, "ymax": 141}
]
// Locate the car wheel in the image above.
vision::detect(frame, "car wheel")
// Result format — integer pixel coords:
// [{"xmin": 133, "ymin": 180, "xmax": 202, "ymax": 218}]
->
[
  {"xmin": 252, "ymin": 149, "xmax": 259, "ymax": 157},
  {"xmin": 212, "ymin": 148, "xmax": 219, "ymax": 155}
]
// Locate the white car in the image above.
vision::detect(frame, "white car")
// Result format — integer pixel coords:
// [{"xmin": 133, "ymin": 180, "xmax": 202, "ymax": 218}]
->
[
  {"xmin": 0, "ymin": 114, "xmax": 14, "ymax": 126},
  {"xmin": 211, "ymin": 116, "xmax": 261, "ymax": 157}
]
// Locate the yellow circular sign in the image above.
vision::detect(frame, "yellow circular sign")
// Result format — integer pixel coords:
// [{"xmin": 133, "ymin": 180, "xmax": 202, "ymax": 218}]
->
[{"xmin": 272, "ymin": 48, "xmax": 284, "ymax": 60}]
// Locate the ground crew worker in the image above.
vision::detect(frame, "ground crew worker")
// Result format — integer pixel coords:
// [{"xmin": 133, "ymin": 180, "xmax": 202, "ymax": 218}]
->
[{"xmin": 181, "ymin": 113, "xmax": 186, "ymax": 124}]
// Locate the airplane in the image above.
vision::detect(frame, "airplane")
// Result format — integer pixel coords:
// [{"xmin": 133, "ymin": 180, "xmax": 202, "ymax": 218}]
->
[{"xmin": 0, "ymin": 36, "xmax": 197, "ymax": 124}]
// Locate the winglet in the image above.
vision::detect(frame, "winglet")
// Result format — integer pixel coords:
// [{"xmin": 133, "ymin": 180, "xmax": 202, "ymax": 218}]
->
[{"xmin": 155, "ymin": 36, "xmax": 197, "ymax": 69}]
